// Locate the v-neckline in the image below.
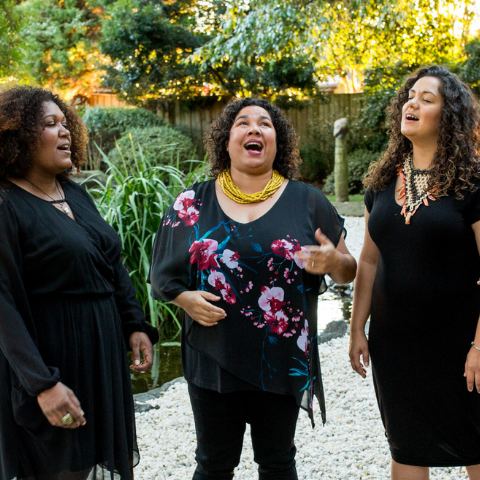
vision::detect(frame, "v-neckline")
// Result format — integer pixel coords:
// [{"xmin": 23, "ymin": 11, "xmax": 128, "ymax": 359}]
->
[
  {"xmin": 6, "ymin": 179, "xmax": 77, "ymax": 222},
  {"xmin": 213, "ymin": 179, "xmax": 291, "ymax": 226}
]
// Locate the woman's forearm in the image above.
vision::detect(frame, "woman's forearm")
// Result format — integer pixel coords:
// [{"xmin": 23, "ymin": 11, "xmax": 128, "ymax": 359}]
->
[
  {"xmin": 350, "ymin": 258, "xmax": 378, "ymax": 333},
  {"xmin": 328, "ymin": 252, "xmax": 357, "ymax": 285}
]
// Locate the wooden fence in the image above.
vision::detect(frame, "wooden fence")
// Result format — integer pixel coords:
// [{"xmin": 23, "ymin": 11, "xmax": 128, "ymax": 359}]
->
[
  {"xmin": 87, "ymin": 93, "xmax": 128, "ymax": 108},
  {"xmin": 157, "ymin": 93, "xmax": 364, "ymax": 151}
]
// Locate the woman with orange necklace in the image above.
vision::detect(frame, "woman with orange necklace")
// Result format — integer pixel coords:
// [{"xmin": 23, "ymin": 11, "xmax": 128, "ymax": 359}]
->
[
  {"xmin": 350, "ymin": 66, "xmax": 480, "ymax": 479},
  {"xmin": 150, "ymin": 98, "xmax": 356, "ymax": 479}
]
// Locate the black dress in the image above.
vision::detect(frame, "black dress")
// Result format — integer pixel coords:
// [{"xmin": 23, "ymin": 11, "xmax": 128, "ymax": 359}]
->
[
  {"xmin": 366, "ymin": 180, "xmax": 480, "ymax": 467},
  {"xmin": 149, "ymin": 180, "xmax": 345, "ymax": 425},
  {"xmin": 0, "ymin": 179, "xmax": 158, "ymax": 480}
]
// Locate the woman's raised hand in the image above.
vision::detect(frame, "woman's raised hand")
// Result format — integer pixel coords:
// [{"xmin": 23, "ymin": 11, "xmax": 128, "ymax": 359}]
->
[
  {"xmin": 37, "ymin": 382, "xmax": 86, "ymax": 428},
  {"xmin": 295, "ymin": 229, "xmax": 341, "ymax": 275},
  {"xmin": 174, "ymin": 290, "xmax": 227, "ymax": 327}
]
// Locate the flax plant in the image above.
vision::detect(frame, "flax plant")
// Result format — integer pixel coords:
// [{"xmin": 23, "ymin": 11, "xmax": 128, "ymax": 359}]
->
[{"xmin": 86, "ymin": 134, "xmax": 208, "ymax": 342}]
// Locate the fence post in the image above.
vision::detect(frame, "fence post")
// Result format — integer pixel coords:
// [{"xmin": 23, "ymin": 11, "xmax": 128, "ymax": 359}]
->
[{"xmin": 333, "ymin": 118, "xmax": 349, "ymax": 202}]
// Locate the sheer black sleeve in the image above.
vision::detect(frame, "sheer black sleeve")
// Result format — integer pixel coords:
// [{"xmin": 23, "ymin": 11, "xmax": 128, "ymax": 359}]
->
[
  {"xmin": 149, "ymin": 190, "xmax": 195, "ymax": 302},
  {"xmin": 310, "ymin": 187, "xmax": 345, "ymax": 246},
  {"xmin": 0, "ymin": 195, "xmax": 60, "ymax": 396}
]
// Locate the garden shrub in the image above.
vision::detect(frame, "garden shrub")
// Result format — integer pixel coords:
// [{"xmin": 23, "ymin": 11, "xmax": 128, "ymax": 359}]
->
[
  {"xmin": 299, "ymin": 144, "xmax": 332, "ymax": 183},
  {"xmin": 82, "ymin": 107, "xmax": 165, "ymax": 169},
  {"xmin": 298, "ymin": 118, "xmax": 335, "ymax": 182},
  {"xmin": 322, "ymin": 148, "xmax": 381, "ymax": 195},
  {"xmin": 107, "ymin": 125, "xmax": 198, "ymax": 171}
]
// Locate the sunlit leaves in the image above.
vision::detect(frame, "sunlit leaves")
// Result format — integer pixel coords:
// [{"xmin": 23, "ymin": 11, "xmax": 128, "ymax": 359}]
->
[
  {"xmin": 195, "ymin": 0, "xmax": 475, "ymax": 80},
  {"xmin": 17, "ymin": 0, "xmax": 107, "ymax": 99}
]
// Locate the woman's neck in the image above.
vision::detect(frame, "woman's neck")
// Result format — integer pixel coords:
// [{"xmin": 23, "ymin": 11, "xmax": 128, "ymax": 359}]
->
[
  {"xmin": 411, "ymin": 143, "xmax": 437, "ymax": 170},
  {"xmin": 10, "ymin": 170, "xmax": 58, "ymax": 197},
  {"xmin": 229, "ymin": 167, "xmax": 274, "ymax": 194}
]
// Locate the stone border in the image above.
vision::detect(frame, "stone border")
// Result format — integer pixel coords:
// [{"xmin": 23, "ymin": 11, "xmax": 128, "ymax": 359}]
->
[
  {"xmin": 331, "ymin": 201, "xmax": 364, "ymax": 217},
  {"xmin": 134, "ymin": 377, "xmax": 187, "ymax": 413}
]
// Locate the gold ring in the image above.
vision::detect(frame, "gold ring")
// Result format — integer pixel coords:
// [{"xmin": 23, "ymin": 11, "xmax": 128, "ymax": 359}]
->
[
  {"xmin": 311, "ymin": 261, "xmax": 315, "ymax": 267},
  {"xmin": 61, "ymin": 413, "xmax": 74, "ymax": 426}
]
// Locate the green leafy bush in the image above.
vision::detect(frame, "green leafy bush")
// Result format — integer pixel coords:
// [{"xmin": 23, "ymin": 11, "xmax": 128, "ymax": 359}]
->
[
  {"xmin": 323, "ymin": 149, "xmax": 381, "ymax": 195},
  {"xmin": 298, "ymin": 119, "xmax": 335, "ymax": 182},
  {"xmin": 459, "ymin": 38, "xmax": 480, "ymax": 97},
  {"xmin": 82, "ymin": 107, "xmax": 165, "ymax": 169},
  {"xmin": 86, "ymin": 139, "xmax": 208, "ymax": 341},
  {"xmin": 107, "ymin": 126, "xmax": 197, "ymax": 171}
]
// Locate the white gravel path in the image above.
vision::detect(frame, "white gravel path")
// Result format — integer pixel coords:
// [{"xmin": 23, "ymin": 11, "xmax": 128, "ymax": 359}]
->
[{"xmin": 134, "ymin": 217, "xmax": 469, "ymax": 480}]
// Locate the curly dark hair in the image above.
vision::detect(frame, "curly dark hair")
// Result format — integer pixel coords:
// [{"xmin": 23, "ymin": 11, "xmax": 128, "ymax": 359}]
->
[
  {"xmin": 365, "ymin": 65, "xmax": 480, "ymax": 198},
  {"xmin": 0, "ymin": 86, "xmax": 87, "ymax": 181},
  {"xmin": 205, "ymin": 98, "xmax": 300, "ymax": 179}
]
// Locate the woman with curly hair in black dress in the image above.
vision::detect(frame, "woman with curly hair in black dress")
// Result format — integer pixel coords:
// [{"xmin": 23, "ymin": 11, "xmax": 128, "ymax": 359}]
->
[
  {"xmin": 150, "ymin": 98, "xmax": 356, "ymax": 479},
  {"xmin": 0, "ymin": 86, "xmax": 158, "ymax": 480},
  {"xmin": 350, "ymin": 65, "xmax": 480, "ymax": 479}
]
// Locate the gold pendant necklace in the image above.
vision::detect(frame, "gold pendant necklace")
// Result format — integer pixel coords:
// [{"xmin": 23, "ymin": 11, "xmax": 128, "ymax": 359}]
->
[{"xmin": 218, "ymin": 169, "xmax": 285, "ymax": 204}]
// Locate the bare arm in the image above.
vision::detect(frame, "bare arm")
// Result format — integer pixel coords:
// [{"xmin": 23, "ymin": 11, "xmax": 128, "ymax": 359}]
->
[
  {"xmin": 349, "ymin": 209, "xmax": 379, "ymax": 378},
  {"xmin": 464, "ymin": 220, "xmax": 480, "ymax": 393}
]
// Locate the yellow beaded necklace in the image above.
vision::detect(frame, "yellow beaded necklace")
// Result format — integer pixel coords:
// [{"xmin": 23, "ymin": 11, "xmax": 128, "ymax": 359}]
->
[{"xmin": 218, "ymin": 169, "xmax": 285, "ymax": 204}]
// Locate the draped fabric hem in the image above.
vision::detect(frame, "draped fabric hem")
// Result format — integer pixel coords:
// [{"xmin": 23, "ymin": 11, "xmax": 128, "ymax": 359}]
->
[
  {"xmin": 12, "ymin": 455, "xmax": 139, "ymax": 480},
  {"xmin": 185, "ymin": 322, "xmax": 325, "ymax": 428}
]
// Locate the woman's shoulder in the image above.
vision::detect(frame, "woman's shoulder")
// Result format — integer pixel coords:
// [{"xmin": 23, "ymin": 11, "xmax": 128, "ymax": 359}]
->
[
  {"xmin": 287, "ymin": 179, "xmax": 328, "ymax": 199},
  {"xmin": 184, "ymin": 179, "xmax": 214, "ymax": 192},
  {"xmin": 63, "ymin": 178, "xmax": 98, "ymax": 206},
  {"xmin": 0, "ymin": 178, "xmax": 19, "ymax": 210},
  {"xmin": 0, "ymin": 178, "xmax": 14, "ymax": 200},
  {"xmin": 171, "ymin": 179, "xmax": 215, "ymax": 201},
  {"xmin": 0, "ymin": 179, "xmax": 20, "ymax": 228},
  {"xmin": 63, "ymin": 178, "xmax": 88, "ymax": 195}
]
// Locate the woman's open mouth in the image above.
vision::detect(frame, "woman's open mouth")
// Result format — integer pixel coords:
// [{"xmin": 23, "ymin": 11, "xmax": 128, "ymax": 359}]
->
[
  {"xmin": 244, "ymin": 140, "xmax": 264, "ymax": 155},
  {"xmin": 405, "ymin": 114, "xmax": 419, "ymax": 122}
]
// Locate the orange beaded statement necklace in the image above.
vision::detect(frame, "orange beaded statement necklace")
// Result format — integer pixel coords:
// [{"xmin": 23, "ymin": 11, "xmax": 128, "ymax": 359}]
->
[{"xmin": 397, "ymin": 156, "xmax": 436, "ymax": 225}]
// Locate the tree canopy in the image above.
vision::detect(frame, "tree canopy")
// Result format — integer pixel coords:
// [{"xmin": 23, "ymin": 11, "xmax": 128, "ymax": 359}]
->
[
  {"xmin": 0, "ymin": 0, "xmax": 24, "ymax": 78},
  {"xmin": 98, "ymin": 0, "xmax": 321, "ymax": 103},
  {"xmin": 1, "ymin": 0, "xmax": 479, "ymax": 104},
  {"xmin": 195, "ymin": 0, "xmax": 474, "ymax": 77},
  {"xmin": 10, "ymin": 0, "xmax": 106, "ymax": 101}
]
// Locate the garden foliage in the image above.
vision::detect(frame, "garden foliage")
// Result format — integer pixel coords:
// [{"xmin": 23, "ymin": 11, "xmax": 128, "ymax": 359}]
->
[
  {"xmin": 82, "ymin": 106, "xmax": 166, "ymax": 169},
  {"xmin": 87, "ymin": 138, "xmax": 207, "ymax": 337},
  {"xmin": 107, "ymin": 126, "xmax": 197, "ymax": 172},
  {"xmin": 298, "ymin": 119, "xmax": 335, "ymax": 183}
]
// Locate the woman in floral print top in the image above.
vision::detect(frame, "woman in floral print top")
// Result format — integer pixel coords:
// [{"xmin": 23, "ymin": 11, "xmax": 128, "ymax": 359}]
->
[{"xmin": 150, "ymin": 98, "xmax": 356, "ymax": 480}]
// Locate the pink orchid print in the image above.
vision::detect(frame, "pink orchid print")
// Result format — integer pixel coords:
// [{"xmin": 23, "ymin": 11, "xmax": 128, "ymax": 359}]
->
[{"xmin": 189, "ymin": 239, "xmax": 220, "ymax": 270}]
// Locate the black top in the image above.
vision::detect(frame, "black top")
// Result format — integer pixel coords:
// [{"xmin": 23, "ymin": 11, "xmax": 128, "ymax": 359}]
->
[
  {"xmin": 149, "ymin": 179, "xmax": 345, "ymax": 424},
  {"xmin": 365, "ymin": 180, "xmax": 480, "ymax": 467},
  {"xmin": 0, "ymin": 179, "xmax": 158, "ymax": 480}
]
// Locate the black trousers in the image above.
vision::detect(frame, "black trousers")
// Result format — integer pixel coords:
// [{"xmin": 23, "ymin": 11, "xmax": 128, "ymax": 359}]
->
[{"xmin": 188, "ymin": 382, "xmax": 300, "ymax": 480}]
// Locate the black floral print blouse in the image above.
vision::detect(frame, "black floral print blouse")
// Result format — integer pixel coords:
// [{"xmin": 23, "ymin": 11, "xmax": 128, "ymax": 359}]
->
[{"xmin": 150, "ymin": 179, "xmax": 345, "ymax": 424}]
